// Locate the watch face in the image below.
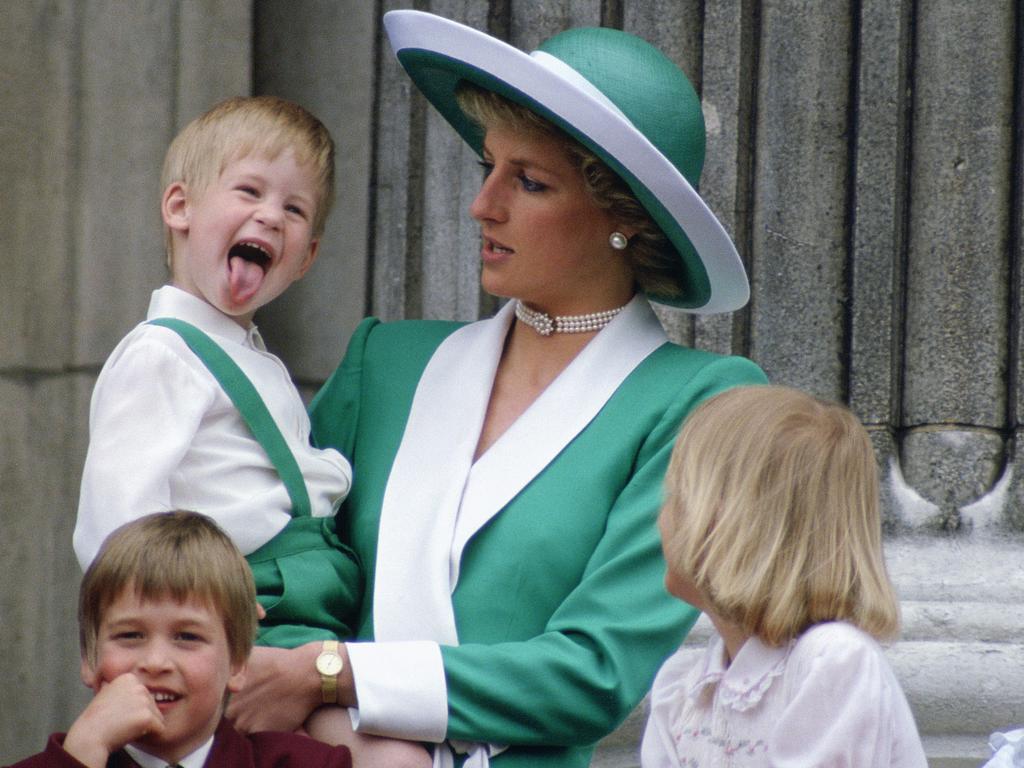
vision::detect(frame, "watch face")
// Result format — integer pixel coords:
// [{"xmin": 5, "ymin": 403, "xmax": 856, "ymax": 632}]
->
[{"xmin": 318, "ymin": 653, "xmax": 343, "ymax": 676}]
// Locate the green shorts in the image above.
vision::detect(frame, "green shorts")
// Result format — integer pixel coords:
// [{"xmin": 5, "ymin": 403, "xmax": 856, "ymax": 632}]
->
[{"xmin": 246, "ymin": 515, "xmax": 362, "ymax": 648}]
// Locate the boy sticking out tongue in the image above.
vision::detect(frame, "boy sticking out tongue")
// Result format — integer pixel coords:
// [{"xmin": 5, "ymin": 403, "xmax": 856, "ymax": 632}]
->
[{"xmin": 164, "ymin": 144, "xmax": 321, "ymax": 324}]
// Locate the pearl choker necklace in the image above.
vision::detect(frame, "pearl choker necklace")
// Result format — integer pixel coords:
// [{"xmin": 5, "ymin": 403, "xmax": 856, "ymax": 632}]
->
[{"xmin": 514, "ymin": 300, "xmax": 628, "ymax": 336}]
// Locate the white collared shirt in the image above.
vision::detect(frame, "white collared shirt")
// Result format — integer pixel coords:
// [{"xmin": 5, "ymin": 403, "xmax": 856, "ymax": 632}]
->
[
  {"xmin": 125, "ymin": 735, "xmax": 212, "ymax": 768},
  {"xmin": 641, "ymin": 621, "xmax": 928, "ymax": 767},
  {"xmin": 73, "ymin": 285, "xmax": 352, "ymax": 567}
]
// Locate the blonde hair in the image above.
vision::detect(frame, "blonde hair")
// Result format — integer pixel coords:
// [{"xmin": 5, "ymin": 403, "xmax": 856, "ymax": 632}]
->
[
  {"xmin": 455, "ymin": 85, "xmax": 683, "ymax": 298},
  {"xmin": 79, "ymin": 511, "xmax": 258, "ymax": 667},
  {"xmin": 161, "ymin": 95, "xmax": 335, "ymax": 262},
  {"xmin": 660, "ymin": 385, "xmax": 899, "ymax": 645}
]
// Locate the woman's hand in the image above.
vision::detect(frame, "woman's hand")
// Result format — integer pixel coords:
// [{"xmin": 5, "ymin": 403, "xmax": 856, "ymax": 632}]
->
[{"xmin": 227, "ymin": 643, "xmax": 324, "ymax": 733}]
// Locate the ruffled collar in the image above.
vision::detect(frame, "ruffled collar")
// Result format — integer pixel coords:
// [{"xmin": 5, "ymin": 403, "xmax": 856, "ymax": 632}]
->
[{"xmin": 688, "ymin": 634, "xmax": 792, "ymax": 712}]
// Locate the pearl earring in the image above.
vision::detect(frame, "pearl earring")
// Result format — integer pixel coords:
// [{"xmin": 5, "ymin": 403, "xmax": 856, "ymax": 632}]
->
[{"xmin": 609, "ymin": 232, "xmax": 628, "ymax": 250}]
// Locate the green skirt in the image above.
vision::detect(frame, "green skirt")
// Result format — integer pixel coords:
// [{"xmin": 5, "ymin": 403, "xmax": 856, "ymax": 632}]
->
[{"xmin": 246, "ymin": 515, "xmax": 362, "ymax": 648}]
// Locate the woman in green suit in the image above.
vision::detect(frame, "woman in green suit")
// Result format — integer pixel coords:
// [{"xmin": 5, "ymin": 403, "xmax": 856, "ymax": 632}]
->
[{"xmin": 229, "ymin": 10, "xmax": 766, "ymax": 768}]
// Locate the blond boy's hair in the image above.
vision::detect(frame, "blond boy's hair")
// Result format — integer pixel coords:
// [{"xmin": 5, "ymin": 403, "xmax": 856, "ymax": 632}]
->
[
  {"xmin": 79, "ymin": 511, "xmax": 258, "ymax": 667},
  {"xmin": 161, "ymin": 95, "xmax": 335, "ymax": 262},
  {"xmin": 660, "ymin": 385, "xmax": 899, "ymax": 645}
]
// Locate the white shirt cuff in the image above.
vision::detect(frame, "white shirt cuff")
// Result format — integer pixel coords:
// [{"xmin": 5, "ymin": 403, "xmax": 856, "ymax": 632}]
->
[{"xmin": 345, "ymin": 640, "xmax": 447, "ymax": 742}]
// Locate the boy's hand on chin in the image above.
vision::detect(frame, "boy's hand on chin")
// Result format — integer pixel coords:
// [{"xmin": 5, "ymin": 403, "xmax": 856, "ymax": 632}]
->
[{"xmin": 63, "ymin": 673, "xmax": 166, "ymax": 768}]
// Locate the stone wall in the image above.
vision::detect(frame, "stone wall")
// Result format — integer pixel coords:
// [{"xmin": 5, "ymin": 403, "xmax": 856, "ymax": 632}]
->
[{"xmin": 1, "ymin": 1, "xmax": 1021, "ymax": 765}]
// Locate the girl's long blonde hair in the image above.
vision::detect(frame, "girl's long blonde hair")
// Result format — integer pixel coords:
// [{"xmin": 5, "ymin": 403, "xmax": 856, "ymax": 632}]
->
[{"xmin": 660, "ymin": 385, "xmax": 899, "ymax": 645}]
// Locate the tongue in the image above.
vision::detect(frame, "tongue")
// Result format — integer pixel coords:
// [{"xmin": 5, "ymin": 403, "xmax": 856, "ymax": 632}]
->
[{"xmin": 228, "ymin": 255, "xmax": 265, "ymax": 304}]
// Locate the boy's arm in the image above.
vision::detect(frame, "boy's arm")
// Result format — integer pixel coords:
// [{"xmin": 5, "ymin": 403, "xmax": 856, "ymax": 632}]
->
[
  {"xmin": 74, "ymin": 337, "xmax": 214, "ymax": 568},
  {"xmin": 62, "ymin": 674, "xmax": 165, "ymax": 768}
]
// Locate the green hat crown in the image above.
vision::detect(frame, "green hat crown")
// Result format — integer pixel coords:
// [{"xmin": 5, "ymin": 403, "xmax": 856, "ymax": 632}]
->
[{"xmin": 538, "ymin": 27, "xmax": 706, "ymax": 190}]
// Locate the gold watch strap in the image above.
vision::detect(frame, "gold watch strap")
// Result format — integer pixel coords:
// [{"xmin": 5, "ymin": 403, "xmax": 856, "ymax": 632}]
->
[{"xmin": 318, "ymin": 639, "xmax": 341, "ymax": 704}]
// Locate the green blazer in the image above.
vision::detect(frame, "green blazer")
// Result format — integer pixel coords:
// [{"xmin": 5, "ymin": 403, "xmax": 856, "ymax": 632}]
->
[{"xmin": 310, "ymin": 306, "xmax": 766, "ymax": 767}]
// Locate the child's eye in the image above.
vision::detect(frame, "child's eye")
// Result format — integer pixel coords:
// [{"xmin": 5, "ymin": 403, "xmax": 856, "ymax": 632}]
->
[
  {"xmin": 477, "ymin": 160, "xmax": 494, "ymax": 179},
  {"xmin": 175, "ymin": 631, "xmax": 204, "ymax": 643},
  {"xmin": 237, "ymin": 185, "xmax": 259, "ymax": 197},
  {"xmin": 112, "ymin": 631, "xmax": 143, "ymax": 642},
  {"xmin": 285, "ymin": 204, "xmax": 307, "ymax": 218}
]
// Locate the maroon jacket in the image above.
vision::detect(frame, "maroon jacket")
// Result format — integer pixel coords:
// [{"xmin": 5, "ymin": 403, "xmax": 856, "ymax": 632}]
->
[{"xmin": 4, "ymin": 719, "xmax": 352, "ymax": 768}]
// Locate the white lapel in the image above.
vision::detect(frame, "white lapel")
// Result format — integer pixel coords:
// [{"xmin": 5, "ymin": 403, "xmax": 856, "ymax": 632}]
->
[
  {"xmin": 449, "ymin": 296, "xmax": 666, "ymax": 585},
  {"xmin": 373, "ymin": 302, "xmax": 514, "ymax": 644},
  {"xmin": 372, "ymin": 296, "xmax": 667, "ymax": 645}
]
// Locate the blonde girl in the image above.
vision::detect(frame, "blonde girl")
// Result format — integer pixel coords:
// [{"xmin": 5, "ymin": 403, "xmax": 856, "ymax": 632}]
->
[{"xmin": 643, "ymin": 385, "xmax": 927, "ymax": 767}]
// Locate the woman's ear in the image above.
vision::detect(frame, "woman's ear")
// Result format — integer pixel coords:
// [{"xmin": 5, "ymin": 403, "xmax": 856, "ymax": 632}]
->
[
  {"xmin": 614, "ymin": 224, "xmax": 638, "ymax": 241},
  {"xmin": 162, "ymin": 182, "xmax": 190, "ymax": 233}
]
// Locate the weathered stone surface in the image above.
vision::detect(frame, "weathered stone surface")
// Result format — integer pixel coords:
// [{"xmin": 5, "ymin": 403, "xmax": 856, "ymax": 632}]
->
[
  {"xmin": 692, "ymin": 0, "xmax": 754, "ymax": 357},
  {"xmin": 371, "ymin": 0, "xmax": 422, "ymax": 321},
  {"xmin": 253, "ymin": 0, "xmax": 373, "ymax": 379},
  {"xmin": 1002, "ymin": 430, "xmax": 1024, "ymax": 532},
  {"xmin": 902, "ymin": 0, "xmax": 1013, "ymax": 429},
  {"xmin": 74, "ymin": 2, "xmax": 181, "ymax": 365},
  {"xmin": 177, "ymin": 0, "xmax": 252, "ymax": 125},
  {"xmin": 416, "ymin": 2, "xmax": 492, "ymax": 322},
  {"xmin": 899, "ymin": 428, "xmax": 1005, "ymax": 529},
  {"xmin": 0, "ymin": 374, "xmax": 93, "ymax": 761},
  {"xmin": 747, "ymin": 0, "xmax": 851, "ymax": 401},
  {"xmin": 0, "ymin": 2, "xmax": 76, "ymax": 371},
  {"xmin": 510, "ymin": 0, "xmax": 602, "ymax": 50},
  {"xmin": 848, "ymin": 0, "xmax": 911, "ymax": 425},
  {"xmin": 888, "ymin": 535, "xmax": 1024, "ymax": 761},
  {"xmin": 868, "ymin": 426, "xmax": 901, "ymax": 529}
]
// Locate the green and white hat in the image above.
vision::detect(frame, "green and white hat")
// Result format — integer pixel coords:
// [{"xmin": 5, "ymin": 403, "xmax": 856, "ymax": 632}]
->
[{"xmin": 383, "ymin": 9, "xmax": 749, "ymax": 313}]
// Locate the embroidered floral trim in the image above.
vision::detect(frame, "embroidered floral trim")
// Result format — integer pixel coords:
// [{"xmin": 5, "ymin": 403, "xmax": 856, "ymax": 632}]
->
[
  {"xmin": 674, "ymin": 726, "xmax": 770, "ymax": 764},
  {"xmin": 685, "ymin": 635, "xmax": 794, "ymax": 713},
  {"xmin": 717, "ymin": 647, "xmax": 790, "ymax": 712}
]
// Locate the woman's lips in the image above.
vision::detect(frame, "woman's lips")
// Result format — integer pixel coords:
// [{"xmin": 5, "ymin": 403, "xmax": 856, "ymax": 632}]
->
[{"xmin": 481, "ymin": 237, "xmax": 514, "ymax": 262}]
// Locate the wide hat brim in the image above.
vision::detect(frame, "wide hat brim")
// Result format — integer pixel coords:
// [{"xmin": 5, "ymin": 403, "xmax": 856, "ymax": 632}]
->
[{"xmin": 383, "ymin": 10, "xmax": 749, "ymax": 313}]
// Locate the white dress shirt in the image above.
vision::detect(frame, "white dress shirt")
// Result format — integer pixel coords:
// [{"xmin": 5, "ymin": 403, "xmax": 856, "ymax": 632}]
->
[
  {"xmin": 74, "ymin": 286, "xmax": 352, "ymax": 567},
  {"xmin": 641, "ymin": 621, "xmax": 928, "ymax": 768},
  {"xmin": 125, "ymin": 736, "xmax": 212, "ymax": 768}
]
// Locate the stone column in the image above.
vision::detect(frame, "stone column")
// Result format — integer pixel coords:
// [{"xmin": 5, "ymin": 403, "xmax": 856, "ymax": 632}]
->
[{"xmin": 0, "ymin": 0, "xmax": 250, "ymax": 759}]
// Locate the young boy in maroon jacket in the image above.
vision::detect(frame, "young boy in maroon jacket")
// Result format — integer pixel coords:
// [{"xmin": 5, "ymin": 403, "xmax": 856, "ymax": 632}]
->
[{"xmin": 5, "ymin": 511, "xmax": 351, "ymax": 768}]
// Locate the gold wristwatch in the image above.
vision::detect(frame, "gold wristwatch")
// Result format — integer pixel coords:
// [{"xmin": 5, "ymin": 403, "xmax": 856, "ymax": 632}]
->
[{"xmin": 315, "ymin": 639, "xmax": 344, "ymax": 704}]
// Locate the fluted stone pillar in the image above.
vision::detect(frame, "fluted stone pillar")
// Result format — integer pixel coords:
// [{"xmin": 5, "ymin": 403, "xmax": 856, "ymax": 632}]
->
[{"xmin": 0, "ymin": 0, "xmax": 252, "ymax": 759}]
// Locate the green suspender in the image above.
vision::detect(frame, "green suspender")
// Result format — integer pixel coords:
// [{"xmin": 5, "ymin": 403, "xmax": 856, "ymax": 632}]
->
[{"xmin": 148, "ymin": 317, "xmax": 312, "ymax": 518}]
